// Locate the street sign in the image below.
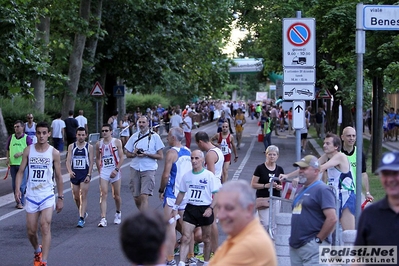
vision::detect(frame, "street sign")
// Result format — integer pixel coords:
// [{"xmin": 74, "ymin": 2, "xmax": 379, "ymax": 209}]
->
[
  {"xmin": 283, "ymin": 19, "xmax": 316, "ymax": 67},
  {"xmin": 283, "ymin": 68, "xmax": 315, "ymax": 83},
  {"xmin": 292, "ymin": 101, "xmax": 305, "ymax": 129},
  {"xmin": 90, "ymin": 81, "xmax": 105, "ymax": 96},
  {"xmin": 363, "ymin": 5, "xmax": 399, "ymax": 30},
  {"xmin": 316, "ymin": 88, "xmax": 332, "ymax": 99},
  {"xmin": 283, "ymin": 84, "xmax": 315, "ymax": 100},
  {"xmin": 113, "ymin": 85, "xmax": 125, "ymax": 97}
]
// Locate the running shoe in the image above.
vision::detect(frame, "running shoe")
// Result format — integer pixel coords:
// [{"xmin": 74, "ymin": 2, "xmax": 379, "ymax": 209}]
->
[
  {"xmin": 114, "ymin": 212, "xmax": 121, "ymax": 224},
  {"xmin": 77, "ymin": 218, "xmax": 85, "ymax": 228},
  {"xmin": 84, "ymin": 212, "xmax": 88, "ymax": 219},
  {"xmin": 39, "ymin": 262, "xmax": 47, "ymax": 266},
  {"xmin": 185, "ymin": 257, "xmax": 197, "ymax": 266},
  {"xmin": 34, "ymin": 245, "xmax": 42, "ymax": 266},
  {"xmin": 166, "ymin": 259, "xmax": 177, "ymax": 265},
  {"xmin": 98, "ymin": 217, "xmax": 107, "ymax": 227},
  {"xmin": 195, "ymin": 252, "xmax": 213, "ymax": 263}
]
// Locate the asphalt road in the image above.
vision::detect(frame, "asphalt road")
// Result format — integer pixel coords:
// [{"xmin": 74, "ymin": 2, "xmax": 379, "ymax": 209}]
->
[{"xmin": 0, "ymin": 118, "xmax": 312, "ymax": 266}]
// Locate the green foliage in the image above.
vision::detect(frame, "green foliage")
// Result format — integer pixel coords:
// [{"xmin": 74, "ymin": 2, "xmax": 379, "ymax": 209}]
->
[
  {"xmin": 0, "ymin": 97, "xmax": 51, "ymax": 134},
  {"xmin": 125, "ymin": 93, "xmax": 170, "ymax": 113}
]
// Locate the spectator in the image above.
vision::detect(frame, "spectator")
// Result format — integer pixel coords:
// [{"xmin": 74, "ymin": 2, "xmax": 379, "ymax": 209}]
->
[
  {"xmin": 51, "ymin": 112, "xmax": 66, "ymax": 152},
  {"xmin": 75, "ymin": 110, "xmax": 88, "ymax": 133},
  {"xmin": 64, "ymin": 110, "xmax": 79, "ymax": 148}
]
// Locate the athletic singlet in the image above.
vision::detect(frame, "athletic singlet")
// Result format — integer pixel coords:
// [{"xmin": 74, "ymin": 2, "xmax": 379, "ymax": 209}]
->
[
  {"xmin": 218, "ymin": 133, "xmax": 231, "ymax": 155},
  {"xmin": 26, "ymin": 145, "xmax": 54, "ymax": 200},
  {"xmin": 164, "ymin": 146, "xmax": 192, "ymax": 199},
  {"xmin": 207, "ymin": 147, "xmax": 224, "ymax": 181},
  {"xmin": 99, "ymin": 138, "xmax": 120, "ymax": 179},
  {"xmin": 25, "ymin": 122, "xmax": 37, "ymax": 144},
  {"xmin": 71, "ymin": 142, "xmax": 90, "ymax": 179},
  {"xmin": 326, "ymin": 163, "xmax": 355, "ymax": 192},
  {"xmin": 180, "ymin": 168, "xmax": 220, "ymax": 206}
]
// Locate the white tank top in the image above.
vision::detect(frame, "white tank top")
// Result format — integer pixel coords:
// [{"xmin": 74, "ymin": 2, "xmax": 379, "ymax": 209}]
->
[
  {"xmin": 25, "ymin": 122, "xmax": 37, "ymax": 144},
  {"xmin": 208, "ymin": 147, "xmax": 224, "ymax": 180},
  {"xmin": 27, "ymin": 145, "xmax": 54, "ymax": 199},
  {"xmin": 99, "ymin": 138, "xmax": 120, "ymax": 178}
]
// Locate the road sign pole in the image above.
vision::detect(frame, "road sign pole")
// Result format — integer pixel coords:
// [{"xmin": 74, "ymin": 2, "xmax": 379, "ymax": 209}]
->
[
  {"xmin": 355, "ymin": 3, "xmax": 365, "ymax": 228},
  {"xmin": 96, "ymin": 100, "xmax": 99, "ymax": 133}
]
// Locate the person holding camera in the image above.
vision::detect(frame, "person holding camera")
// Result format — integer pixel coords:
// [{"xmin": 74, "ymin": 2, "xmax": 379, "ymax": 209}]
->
[{"xmin": 125, "ymin": 116, "xmax": 165, "ymax": 211}]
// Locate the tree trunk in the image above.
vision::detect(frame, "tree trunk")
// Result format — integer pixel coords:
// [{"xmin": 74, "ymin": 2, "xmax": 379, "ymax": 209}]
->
[
  {"xmin": 84, "ymin": 0, "xmax": 103, "ymax": 95},
  {"xmin": 0, "ymin": 109, "xmax": 8, "ymax": 157},
  {"xmin": 62, "ymin": 0, "xmax": 91, "ymax": 118},
  {"xmin": 32, "ymin": 16, "xmax": 50, "ymax": 114}
]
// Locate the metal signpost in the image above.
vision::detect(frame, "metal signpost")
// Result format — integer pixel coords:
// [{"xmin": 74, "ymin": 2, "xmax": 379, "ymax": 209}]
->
[
  {"xmin": 283, "ymin": 15, "xmax": 316, "ymax": 160},
  {"xmin": 90, "ymin": 81, "xmax": 105, "ymax": 133},
  {"xmin": 355, "ymin": 3, "xmax": 399, "ymax": 225}
]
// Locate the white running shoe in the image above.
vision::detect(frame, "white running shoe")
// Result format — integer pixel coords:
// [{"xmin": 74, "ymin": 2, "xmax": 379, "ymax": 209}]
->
[
  {"xmin": 114, "ymin": 212, "xmax": 121, "ymax": 224},
  {"xmin": 98, "ymin": 217, "xmax": 107, "ymax": 227}
]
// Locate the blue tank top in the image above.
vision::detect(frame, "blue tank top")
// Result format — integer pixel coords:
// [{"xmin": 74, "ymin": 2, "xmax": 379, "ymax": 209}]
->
[
  {"xmin": 71, "ymin": 142, "xmax": 90, "ymax": 179},
  {"xmin": 164, "ymin": 146, "xmax": 192, "ymax": 199}
]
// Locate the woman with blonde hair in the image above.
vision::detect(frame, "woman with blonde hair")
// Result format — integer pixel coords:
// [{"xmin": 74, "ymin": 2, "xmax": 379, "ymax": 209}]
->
[{"xmin": 251, "ymin": 145, "xmax": 283, "ymax": 233}]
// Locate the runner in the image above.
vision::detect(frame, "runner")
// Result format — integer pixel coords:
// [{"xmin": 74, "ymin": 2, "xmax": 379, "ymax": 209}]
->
[
  {"xmin": 234, "ymin": 108, "xmax": 246, "ymax": 149},
  {"xmin": 66, "ymin": 127, "xmax": 94, "ymax": 228},
  {"xmin": 210, "ymin": 122, "xmax": 237, "ymax": 184},
  {"xmin": 14, "ymin": 121, "xmax": 64, "ymax": 266},
  {"xmin": 95, "ymin": 124, "xmax": 124, "ymax": 227}
]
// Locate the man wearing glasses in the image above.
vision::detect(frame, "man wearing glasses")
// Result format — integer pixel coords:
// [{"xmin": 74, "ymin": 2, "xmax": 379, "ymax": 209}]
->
[
  {"xmin": 95, "ymin": 124, "xmax": 124, "ymax": 227},
  {"xmin": 6, "ymin": 120, "xmax": 33, "ymax": 209},
  {"xmin": 125, "ymin": 116, "xmax": 165, "ymax": 211}
]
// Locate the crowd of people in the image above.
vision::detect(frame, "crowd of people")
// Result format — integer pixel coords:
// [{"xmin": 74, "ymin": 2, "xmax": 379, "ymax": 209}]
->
[{"xmin": 6, "ymin": 98, "xmax": 398, "ymax": 266}]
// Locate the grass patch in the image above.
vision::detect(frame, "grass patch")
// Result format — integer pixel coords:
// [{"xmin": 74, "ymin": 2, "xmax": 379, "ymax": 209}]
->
[{"xmin": 308, "ymin": 127, "xmax": 386, "ymax": 201}]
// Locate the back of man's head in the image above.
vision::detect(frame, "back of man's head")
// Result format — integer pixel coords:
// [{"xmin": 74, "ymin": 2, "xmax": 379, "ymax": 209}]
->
[{"xmin": 120, "ymin": 211, "xmax": 167, "ymax": 265}]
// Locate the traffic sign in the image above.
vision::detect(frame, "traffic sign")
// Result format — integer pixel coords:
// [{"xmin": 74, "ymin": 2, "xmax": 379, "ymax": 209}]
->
[
  {"xmin": 292, "ymin": 101, "xmax": 305, "ymax": 129},
  {"xmin": 363, "ymin": 5, "xmax": 399, "ymax": 30},
  {"xmin": 283, "ymin": 18, "xmax": 316, "ymax": 67},
  {"xmin": 283, "ymin": 68, "xmax": 315, "ymax": 83},
  {"xmin": 113, "ymin": 85, "xmax": 125, "ymax": 97},
  {"xmin": 283, "ymin": 84, "xmax": 315, "ymax": 100},
  {"xmin": 90, "ymin": 81, "xmax": 105, "ymax": 96},
  {"xmin": 316, "ymin": 88, "xmax": 332, "ymax": 99}
]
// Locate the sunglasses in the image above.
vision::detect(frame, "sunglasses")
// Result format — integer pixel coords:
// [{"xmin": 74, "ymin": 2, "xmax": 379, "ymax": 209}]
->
[
  {"xmin": 27, "ymin": 117, "xmax": 33, "ymax": 119},
  {"xmin": 102, "ymin": 130, "xmax": 110, "ymax": 132}
]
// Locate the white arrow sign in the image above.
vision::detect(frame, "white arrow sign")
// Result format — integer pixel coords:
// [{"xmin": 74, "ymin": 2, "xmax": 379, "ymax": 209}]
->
[{"xmin": 293, "ymin": 101, "xmax": 305, "ymax": 129}]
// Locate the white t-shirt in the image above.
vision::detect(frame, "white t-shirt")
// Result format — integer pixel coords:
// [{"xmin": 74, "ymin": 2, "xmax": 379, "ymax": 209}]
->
[
  {"xmin": 179, "ymin": 168, "xmax": 221, "ymax": 206},
  {"xmin": 170, "ymin": 114, "xmax": 183, "ymax": 128},
  {"xmin": 75, "ymin": 115, "xmax": 88, "ymax": 128},
  {"xmin": 51, "ymin": 119, "xmax": 66, "ymax": 138},
  {"xmin": 183, "ymin": 116, "xmax": 192, "ymax": 133}
]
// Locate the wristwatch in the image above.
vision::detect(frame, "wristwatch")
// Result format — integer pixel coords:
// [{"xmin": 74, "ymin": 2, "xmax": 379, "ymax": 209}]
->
[{"xmin": 315, "ymin": 237, "xmax": 322, "ymax": 244}]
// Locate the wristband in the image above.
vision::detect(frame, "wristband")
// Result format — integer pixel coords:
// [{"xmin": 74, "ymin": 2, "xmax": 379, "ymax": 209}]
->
[
  {"xmin": 87, "ymin": 174, "xmax": 91, "ymax": 177},
  {"xmin": 209, "ymin": 206, "xmax": 213, "ymax": 210},
  {"xmin": 159, "ymin": 188, "xmax": 164, "ymax": 193},
  {"xmin": 172, "ymin": 205, "xmax": 178, "ymax": 211},
  {"xmin": 58, "ymin": 196, "xmax": 64, "ymax": 200},
  {"xmin": 115, "ymin": 167, "xmax": 119, "ymax": 172},
  {"xmin": 366, "ymin": 192, "xmax": 370, "ymax": 195}
]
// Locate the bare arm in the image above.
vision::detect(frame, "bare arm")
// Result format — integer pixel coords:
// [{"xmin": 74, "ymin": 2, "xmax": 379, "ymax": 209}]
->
[
  {"xmin": 159, "ymin": 149, "xmax": 177, "ymax": 195},
  {"xmin": 144, "ymin": 148, "xmax": 164, "ymax": 160},
  {"xmin": 14, "ymin": 146, "xmax": 30, "ymax": 202},
  {"xmin": 205, "ymin": 151, "xmax": 217, "ymax": 174},
  {"xmin": 87, "ymin": 144, "xmax": 94, "ymax": 179},
  {"xmin": 65, "ymin": 144, "xmax": 74, "ymax": 178},
  {"xmin": 320, "ymin": 153, "xmax": 349, "ymax": 173},
  {"xmin": 95, "ymin": 142, "xmax": 101, "ymax": 173},
  {"xmin": 362, "ymin": 172, "xmax": 374, "ymax": 200},
  {"xmin": 210, "ymin": 133, "xmax": 220, "ymax": 148},
  {"xmin": 53, "ymin": 148, "xmax": 64, "ymax": 213},
  {"xmin": 317, "ymin": 208, "xmax": 337, "ymax": 241}
]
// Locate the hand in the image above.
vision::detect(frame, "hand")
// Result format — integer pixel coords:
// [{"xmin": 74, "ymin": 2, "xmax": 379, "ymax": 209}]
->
[
  {"xmin": 275, "ymin": 184, "xmax": 283, "ymax": 191},
  {"xmin": 56, "ymin": 199, "xmax": 64, "ymax": 213},
  {"xmin": 110, "ymin": 169, "xmax": 118, "ymax": 178},
  {"xmin": 292, "ymin": 177, "xmax": 300, "ymax": 188},
  {"xmin": 159, "ymin": 192, "xmax": 164, "ymax": 201},
  {"xmin": 84, "ymin": 176, "xmax": 90, "ymax": 183},
  {"xmin": 69, "ymin": 172, "xmax": 76, "ymax": 178},
  {"xmin": 13, "ymin": 152, "xmax": 22, "ymax": 158},
  {"xmin": 366, "ymin": 193, "xmax": 374, "ymax": 201},
  {"xmin": 14, "ymin": 191, "xmax": 21, "ymax": 203},
  {"xmin": 171, "ymin": 209, "xmax": 178, "ymax": 220},
  {"xmin": 234, "ymin": 156, "xmax": 238, "ymax": 163},
  {"xmin": 203, "ymin": 207, "xmax": 213, "ymax": 217},
  {"xmin": 279, "ymin": 174, "xmax": 288, "ymax": 182}
]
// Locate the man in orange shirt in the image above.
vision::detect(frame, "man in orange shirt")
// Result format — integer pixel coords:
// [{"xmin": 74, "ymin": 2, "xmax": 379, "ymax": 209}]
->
[{"xmin": 209, "ymin": 180, "xmax": 277, "ymax": 266}]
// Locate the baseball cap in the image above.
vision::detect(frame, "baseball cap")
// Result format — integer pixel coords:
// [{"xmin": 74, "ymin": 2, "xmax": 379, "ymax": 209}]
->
[
  {"xmin": 293, "ymin": 155, "xmax": 319, "ymax": 169},
  {"xmin": 375, "ymin": 152, "xmax": 399, "ymax": 174}
]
